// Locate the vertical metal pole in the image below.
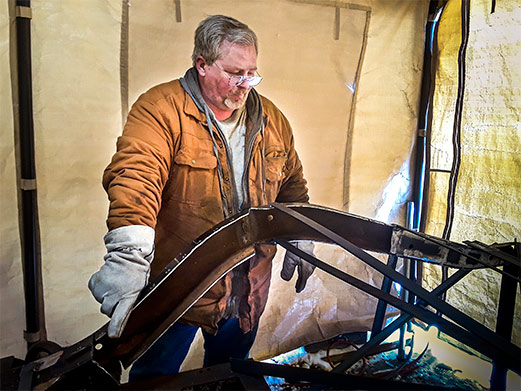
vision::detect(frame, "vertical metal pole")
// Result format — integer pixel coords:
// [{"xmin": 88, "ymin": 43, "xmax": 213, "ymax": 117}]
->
[
  {"xmin": 371, "ymin": 254, "xmax": 398, "ymax": 335},
  {"xmin": 397, "ymin": 258, "xmax": 410, "ymax": 361},
  {"xmin": 15, "ymin": 0, "xmax": 46, "ymax": 347},
  {"xmin": 397, "ymin": 203, "xmax": 418, "ymax": 360},
  {"xmin": 490, "ymin": 257, "xmax": 520, "ymax": 390},
  {"xmin": 415, "ymin": 1, "xmax": 447, "ymax": 234}
]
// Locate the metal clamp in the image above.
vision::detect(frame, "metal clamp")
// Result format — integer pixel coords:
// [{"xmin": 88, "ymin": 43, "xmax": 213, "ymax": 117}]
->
[
  {"xmin": 20, "ymin": 178, "xmax": 37, "ymax": 191},
  {"xmin": 15, "ymin": 6, "xmax": 32, "ymax": 19}
]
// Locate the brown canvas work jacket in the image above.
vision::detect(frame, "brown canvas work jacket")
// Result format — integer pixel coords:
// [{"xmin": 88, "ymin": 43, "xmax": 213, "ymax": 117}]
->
[{"xmin": 103, "ymin": 68, "xmax": 309, "ymax": 333}]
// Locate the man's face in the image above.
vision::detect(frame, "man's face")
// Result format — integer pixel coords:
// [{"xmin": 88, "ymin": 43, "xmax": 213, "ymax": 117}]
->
[{"xmin": 196, "ymin": 40, "xmax": 258, "ymax": 115}]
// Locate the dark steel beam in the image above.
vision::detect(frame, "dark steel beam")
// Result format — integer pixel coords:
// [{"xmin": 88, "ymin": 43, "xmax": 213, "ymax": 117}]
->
[
  {"xmin": 230, "ymin": 359, "xmax": 456, "ymax": 390},
  {"xmin": 371, "ymin": 254, "xmax": 398, "ymax": 335},
  {"xmin": 334, "ymin": 268, "xmax": 471, "ymax": 373},
  {"xmin": 490, "ymin": 260, "xmax": 520, "ymax": 390}
]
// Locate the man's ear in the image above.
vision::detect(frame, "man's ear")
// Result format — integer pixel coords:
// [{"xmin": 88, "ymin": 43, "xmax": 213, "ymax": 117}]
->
[{"xmin": 195, "ymin": 56, "xmax": 207, "ymax": 76}]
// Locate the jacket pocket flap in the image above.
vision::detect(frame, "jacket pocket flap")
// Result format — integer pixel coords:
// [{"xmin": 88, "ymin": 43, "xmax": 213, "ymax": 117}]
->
[
  {"xmin": 175, "ymin": 149, "xmax": 217, "ymax": 169},
  {"xmin": 265, "ymin": 155, "xmax": 287, "ymax": 181}
]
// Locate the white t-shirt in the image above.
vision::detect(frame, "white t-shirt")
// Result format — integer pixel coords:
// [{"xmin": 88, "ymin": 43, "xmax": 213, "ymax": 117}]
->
[{"xmin": 216, "ymin": 106, "xmax": 248, "ymax": 208}]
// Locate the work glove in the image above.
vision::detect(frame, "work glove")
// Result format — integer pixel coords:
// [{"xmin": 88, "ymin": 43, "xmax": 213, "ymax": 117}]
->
[
  {"xmin": 280, "ymin": 240, "xmax": 316, "ymax": 293},
  {"xmin": 88, "ymin": 225, "xmax": 155, "ymax": 338}
]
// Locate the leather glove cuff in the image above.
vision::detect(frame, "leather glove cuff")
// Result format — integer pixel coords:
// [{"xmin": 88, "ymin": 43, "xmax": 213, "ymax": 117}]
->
[{"xmin": 88, "ymin": 225, "xmax": 155, "ymax": 337}]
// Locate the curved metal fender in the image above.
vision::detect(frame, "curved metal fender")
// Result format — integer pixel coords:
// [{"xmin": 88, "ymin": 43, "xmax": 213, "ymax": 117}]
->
[{"xmin": 92, "ymin": 203, "xmax": 393, "ymax": 368}]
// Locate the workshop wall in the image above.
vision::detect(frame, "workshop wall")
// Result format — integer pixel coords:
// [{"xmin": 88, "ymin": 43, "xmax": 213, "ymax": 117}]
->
[
  {"xmin": 1, "ymin": 0, "xmax": 122, "ymax": 358},
  {"xmin": 423, "ymin": 0, "xmax": 521, "ymax": 345},
  {"xmin": 1, "ymin": 0, "xmax": 428, "ymax": 363},
  {"xmin": 127, "ymin": 0, "xmax": 367, "ymax": 212}
]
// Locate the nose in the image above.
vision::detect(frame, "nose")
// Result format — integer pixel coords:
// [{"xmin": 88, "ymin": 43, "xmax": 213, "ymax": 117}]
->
[{"xmin": 237, "ymin": 78, "xmax": 251, "ymax": 88}]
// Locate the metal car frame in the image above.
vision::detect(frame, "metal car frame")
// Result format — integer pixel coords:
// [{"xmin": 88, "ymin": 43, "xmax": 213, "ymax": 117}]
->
[{"xmin": 5, "ymin": 203, "xmax": 520, "ymax": 390}]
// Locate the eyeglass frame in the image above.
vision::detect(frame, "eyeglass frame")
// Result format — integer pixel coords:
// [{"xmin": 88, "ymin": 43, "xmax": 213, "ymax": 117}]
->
[{"xmin": 212, "ymin": 61, "xmax": 263, "ymax": 87}]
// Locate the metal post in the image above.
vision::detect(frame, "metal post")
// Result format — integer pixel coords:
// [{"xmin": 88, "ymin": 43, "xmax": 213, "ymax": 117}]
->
[
  {"xmin": 490, "ymin": 258, "xmax": 520, "ymax": 390},
  {"xmin": 371, "ymin": 254, "xmax": 398, "ymax": 335},
  {"xmin": 14, "ymin": 0, "xmax": 46, "ymax": 347}
]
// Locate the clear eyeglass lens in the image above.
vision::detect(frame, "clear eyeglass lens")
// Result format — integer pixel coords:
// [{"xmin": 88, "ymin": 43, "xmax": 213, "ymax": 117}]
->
[{"xmin": 229, "ymin": 75, "xmax": 262, "ymax": 87}]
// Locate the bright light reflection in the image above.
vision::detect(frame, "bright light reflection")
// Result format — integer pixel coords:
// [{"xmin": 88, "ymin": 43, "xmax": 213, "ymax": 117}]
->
[
  {"xmin": 262, "ymin": 347, "xmax": 308, "ymax": 388},
  {"xmin": 375, "ymin": 160, "xmax": 411, "ymax": 223}
]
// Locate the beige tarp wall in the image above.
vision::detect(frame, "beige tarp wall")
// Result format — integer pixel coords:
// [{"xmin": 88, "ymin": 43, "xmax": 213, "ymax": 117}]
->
[
  {"xmin": 1, "ymin": 0, "xmax": 122, "ymax": 358},
  {"xmin": 424, "ymin": 0, "xmax": 521, "ymax": 345},
  {"xmin": 128, "ymin": 0, "xmax": 367, "ymax": 210},
  {"xmin": 1, "ymin": 0, "xmax": 428, "ymax": 366}
]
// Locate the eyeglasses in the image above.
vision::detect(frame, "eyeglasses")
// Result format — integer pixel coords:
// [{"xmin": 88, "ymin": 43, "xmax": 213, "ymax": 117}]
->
[{"xmin": 213, "ymin": 62, "xmax": 263, "ymax": 87}]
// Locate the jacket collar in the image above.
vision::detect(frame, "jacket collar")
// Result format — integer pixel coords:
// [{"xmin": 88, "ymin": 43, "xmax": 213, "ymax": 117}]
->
[
  {"xmin": 183, "ymin": 90, "xmax": 206, "ymax": 123},
  {"xmin": 180, "ymin": 67, "xmax": 210, "ymax": 123}
]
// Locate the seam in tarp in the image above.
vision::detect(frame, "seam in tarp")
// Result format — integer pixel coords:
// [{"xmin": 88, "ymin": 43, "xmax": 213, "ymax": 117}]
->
[
  {"xmin": 342, "ymin": 8, "xmax": 371, "ymax": 210},
  {"xmin": 334, "ymin": 7, "xmax": 340, "ymax": 40},
  {"xmin": 120, "ymin": 0, "xmax": 129, "ymax": 127},
  {"xmin": 174, "ymin": 0, "xmax": 182, "ymax": 23},
  {"xmin": 287, "ymin": 1, "xmax": 371, "ymax": 212},
  {"xmin": 289, "ymin": 0, "xmax": 370, "ymax": 12}
]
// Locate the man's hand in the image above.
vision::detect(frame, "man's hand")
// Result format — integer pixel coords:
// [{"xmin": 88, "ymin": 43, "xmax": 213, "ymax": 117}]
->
[
  {"xmin": 88, "ymin": 225, "xmax": 154, "ymax": 338},
  {"xmin": 280, "ymin": 240, "xmax": 316, "ymax": 293}
]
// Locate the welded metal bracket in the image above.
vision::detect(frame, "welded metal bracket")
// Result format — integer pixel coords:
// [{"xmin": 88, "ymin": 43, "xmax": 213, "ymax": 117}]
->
[{"xmin": 390, "ymin": 227, "xmax": 501, "ymax": 268}]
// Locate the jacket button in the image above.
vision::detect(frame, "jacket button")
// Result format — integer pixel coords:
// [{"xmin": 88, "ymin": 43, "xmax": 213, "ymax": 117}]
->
[
  {"xmin": 191, "ymin": 159, "xmax": 196, "ymax": 164},
  {"xmin": 228, "ymin": 209, "xmax": 232, "ymax": 214},
  {"xmin": 225, "ymin": 177, "xmax": 230, "ymax": 181}
]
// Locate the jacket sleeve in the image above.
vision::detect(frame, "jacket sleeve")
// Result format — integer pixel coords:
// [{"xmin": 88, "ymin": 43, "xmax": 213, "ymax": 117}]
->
[
  {"xmin": 102, "ymin": 91, "xmax": 177, "ymax": 230},
  {"xmin": 274, "ymin": 111, "xmax": 310, "ymax": 204}
]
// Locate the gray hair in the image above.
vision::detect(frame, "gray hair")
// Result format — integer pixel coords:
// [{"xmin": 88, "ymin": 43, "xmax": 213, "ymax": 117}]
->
[{"xmin": 192, "ymin": 15, "xmax": 258, "ymax": 66}]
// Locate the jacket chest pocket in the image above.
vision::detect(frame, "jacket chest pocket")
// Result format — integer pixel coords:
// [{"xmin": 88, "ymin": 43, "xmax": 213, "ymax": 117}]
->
[
  {"xmin": 264, "ymin": 151, "xmax": 287, "ymax": 202},
  {"xmin": 168, "ymin": 148, "xmax": 220, "ymax": 206}
]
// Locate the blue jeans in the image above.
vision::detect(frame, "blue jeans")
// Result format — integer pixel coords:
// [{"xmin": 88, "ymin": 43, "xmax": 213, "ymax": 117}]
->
[{"xmin": 129, "ymin": 317, "xmax": 258, "ymax": 382}]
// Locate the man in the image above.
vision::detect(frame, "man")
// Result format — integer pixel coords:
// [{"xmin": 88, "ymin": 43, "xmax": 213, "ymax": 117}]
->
[{"xmin": 88, "ymin": 15, "xmax": 314, "ymax": 381}]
